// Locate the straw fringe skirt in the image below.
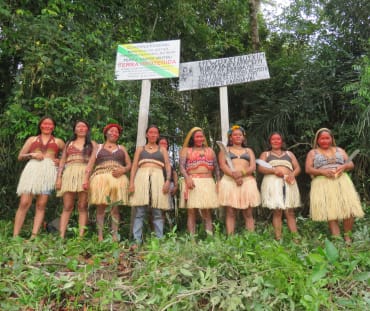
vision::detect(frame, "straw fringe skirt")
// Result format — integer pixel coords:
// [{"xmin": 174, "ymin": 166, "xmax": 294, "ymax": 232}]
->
[
  {"xmin": 130, "ymin": 166, "xmax": 169, "ymax": 210},
  {"xmin": 16, "ymin": 158, "xmax": 57, "ymax": 195},
  {"xmin": 89, "ymin": 166, "xmax": 129, "ymax": 205},
  {"xmin": 310, "ymin": 173, "xmax": 364, "ymax": 221},
  {"xmin": 57, "ymin": 163, "xmax": 87, "ymax": 196},
  {"xmin": 180, "ymin": 177, "xmax": 219, "ymax": 209},
  {"xmin": 261, "ymin": 175, "xmax": 301, "ymax": 210},
  {"xmin": 218, "ymin": 175, "xmax": 261, "ymax": 209}
]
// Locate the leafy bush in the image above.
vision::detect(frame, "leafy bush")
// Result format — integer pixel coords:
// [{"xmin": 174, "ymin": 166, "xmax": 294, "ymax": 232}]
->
[{"xmin": 0, "ymin": 207, "xmax": 369, "ymax": 310}]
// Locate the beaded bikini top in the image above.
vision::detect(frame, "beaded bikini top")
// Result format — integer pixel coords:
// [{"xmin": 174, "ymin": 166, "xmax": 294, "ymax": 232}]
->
[
  {"xmin": 95, "ymin": 144, "xmax": 126, "ymax": 166},
  {"xmin": 29, "ymin": 135, "xmax": 59, "ymax": 155},
  {"xmin": 185, "ymin": 147, "xmax": 214, "ymax": 172},
  {"xmin": 313, "ymin": 148, "xmax": 344, "ymax": 169}
]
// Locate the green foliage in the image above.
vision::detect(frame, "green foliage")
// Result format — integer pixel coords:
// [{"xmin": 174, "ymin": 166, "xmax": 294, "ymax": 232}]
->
[
  {"xmin": 0, "ymin": 0, "xmax": 369, "ymax": 216},
  {"xmin": 0, "ymin": 209, "xmax": 369, "ymax": 310}
]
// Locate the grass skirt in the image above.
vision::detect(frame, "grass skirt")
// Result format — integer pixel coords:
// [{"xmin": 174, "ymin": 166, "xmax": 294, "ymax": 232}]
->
[
  {"xmin": 261, "ymin": 175, "xmax": 301, "ymax": 210},
  {"xmin": 180, "ymin": 177, "xmax": 219, "ymax": 209},
  {"xmin": 16, "ymin": 158, "xmax": 57, "ymax": 195},
  {"xmin": 310, "ymin": 173, "xmax": 364, "ymax": 221},
  {"xmin": 89, "ymin": 165, "xmax": 129, "ymax": 205},
  {"xmin": 218, "ymin": 175, "xmax": 261, "ymax": 209},
  {"xmin": 130, "ymin": 166, "xmax": 169, "ymax": 210},
  {"xmin": 57, "ymin": 163, "xmax": 87, "ymax": 196}
]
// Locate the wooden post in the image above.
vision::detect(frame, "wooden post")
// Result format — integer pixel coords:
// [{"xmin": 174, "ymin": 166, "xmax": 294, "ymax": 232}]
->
[
  {"xmin": 130, "ymin": 79, "xmax": 151, "ymax": 239},
  {"xmin": 136, "ymin": 79, "xmax": 152, "ymax": 147},
  {"xmin": 219, "ymin": 86, "xmax": 230, "ymax": 144}
]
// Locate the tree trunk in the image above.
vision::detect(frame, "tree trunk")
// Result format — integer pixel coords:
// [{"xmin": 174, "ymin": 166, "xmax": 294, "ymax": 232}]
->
[{"xmin": 249, "ymin": 0, "xmax": 261, "ymax": 51}]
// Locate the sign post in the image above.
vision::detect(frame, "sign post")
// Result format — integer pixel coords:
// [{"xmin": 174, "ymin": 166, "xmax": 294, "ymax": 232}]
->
[
  {"xmin": 179, "ymin": 52, "xmax": 270, "ymax": 144},
  {"xmin": 115, "ymin": 39, "xmax": 180, "ymax": 146},
  {"xmin": 115, "ymin": 40, "xmax": 180, "ymax": 237}
]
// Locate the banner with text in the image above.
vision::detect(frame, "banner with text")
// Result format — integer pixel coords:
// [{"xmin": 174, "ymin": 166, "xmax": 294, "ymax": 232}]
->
[
  {"xmin": 178, "ymin": 52, "xmax": 270, "ymax": 91},
  {"xmin": 115, "ymin": 40, "xmax": 180, "ymax": 80}
]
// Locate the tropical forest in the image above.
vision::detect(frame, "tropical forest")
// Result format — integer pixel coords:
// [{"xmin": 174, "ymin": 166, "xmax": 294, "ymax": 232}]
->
[{"xmin": 0, "ymin": 0, "xmax": 369, "ymax": 310}]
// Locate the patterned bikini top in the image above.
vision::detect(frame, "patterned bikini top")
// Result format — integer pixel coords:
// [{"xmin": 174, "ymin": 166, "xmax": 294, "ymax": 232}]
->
[
  {"xmin": 65, "ymin": 141, "xmax": 92, "ymax": 164},
  {"xmin": 313, "ymin": 148, "xmax": 344, "ymax": 169},
  {"xmin": 95, "ymin": 144, "xmax": 126, "ymax": 166},
  {"xmin": 29, "ymin": 135, "xmax": 59, "ymax": 156},
  {"xmin": 138, "ymin": 147, "xmax": 165, "ymax": 167},
  {"xmin": 266, "ymin": 151, "xmax": 293, "ymax": 171},
  {"xmin": 185, "ymin": 147, "xmax": 214, "ymax": 172},
  {"xmin": 228, "ymin": 148, "xmax": 250, "ymax": 161}
]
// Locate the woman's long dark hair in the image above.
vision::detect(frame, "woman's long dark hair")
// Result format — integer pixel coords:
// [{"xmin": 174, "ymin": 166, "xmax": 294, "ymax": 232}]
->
[{"xmin": 66, "ymin": 120, "xmax": 92, "ymax": 155}]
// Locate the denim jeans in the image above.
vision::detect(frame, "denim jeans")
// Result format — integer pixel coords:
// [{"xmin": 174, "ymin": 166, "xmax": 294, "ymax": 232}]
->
[{"xmin": 133, "ymin": 206, "xmax": 164, "ymax": 243}]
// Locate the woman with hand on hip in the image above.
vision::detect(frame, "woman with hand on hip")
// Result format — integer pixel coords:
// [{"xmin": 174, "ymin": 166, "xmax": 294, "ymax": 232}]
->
[
  {"xmin": 258, "ymin": 132, "xmax": 301, "ymax": 241},
  {"xmin": 305, "ymin": 128, "xmax": 363, "ymax": 243},
  {"xmin": 179, "ymin": 127, "xmax": 220, "ymax": 235},
  {"xmin": 56, "ymin": 120, "xmax": 97, "ymax": 238},
  {"xmin": 218, "ymin": 125, "xmax": 260, "ymax": 235},
  {"xmin": 14, "ymin": 116, "xmax": 65, "ymax": 238},
  {"xmin": 89, "ymin": 123, "xmax": 131, "ymax": 241}
]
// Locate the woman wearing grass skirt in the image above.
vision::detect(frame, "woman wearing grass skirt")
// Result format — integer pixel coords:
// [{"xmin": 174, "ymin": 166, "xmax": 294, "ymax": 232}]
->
[
  {"xmin": 218, "ymin": 125, "xmax": 260, "ymax": 235},
  {"xmin": 89, "ymin": 123, "xmax": 131, "ymax": 241},
  {"xmin": 56, "ymin": 120, "xmax": 97, "ymax": 238},
  {"xmin": 258, "ymin": 132, "xmax": 301, "ymax": 241},
  {"xmin": 14, "ymin": 116, "xmax": 65, "ymax": 238},
  {"xmin": 129, "ymin": 125, "xmax": 171, "ymax": 243},
  {"xmin": 179, "ymin": 127, "xmax": 220, "ymax": 235},
  {"xmin": 305, "ymin": 128, "xmax": 364, "ymax": 243}
]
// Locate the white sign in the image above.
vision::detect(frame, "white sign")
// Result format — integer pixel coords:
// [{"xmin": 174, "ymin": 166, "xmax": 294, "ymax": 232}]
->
[
  {"xmin": 179, "ymin": 52, "xmax": 270, "ymax": 91},
  {"xmin": 115, "ymin": 40, "xmax": 180, "ymax": 80}
]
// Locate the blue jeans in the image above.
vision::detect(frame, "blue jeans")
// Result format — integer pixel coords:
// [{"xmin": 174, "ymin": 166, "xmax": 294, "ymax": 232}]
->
[{"xmin": 133, "ymin": 206, "xmax": 164, "ymax": 243}]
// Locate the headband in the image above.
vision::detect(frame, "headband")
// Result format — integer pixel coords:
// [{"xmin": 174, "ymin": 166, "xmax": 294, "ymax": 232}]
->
[
  {"xmin": 313, "ymin": 127, "xmax": 336, "ymax": 148},
  {"xmin": 228, "ymin": 125, "xmax": 246, "ymax": 136},
  {"xmin": 182, "ymin": 127, "xmax": 208, "ymax": 148},
  {"xmin": 103, "ymin": 123, "xmax": 123, "ymax": 135}
]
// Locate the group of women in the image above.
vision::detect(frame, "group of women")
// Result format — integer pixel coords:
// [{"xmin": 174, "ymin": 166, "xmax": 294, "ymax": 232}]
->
[{"xmin": 14, "ymin": 117, "xmax": 364, "ymax": 244}]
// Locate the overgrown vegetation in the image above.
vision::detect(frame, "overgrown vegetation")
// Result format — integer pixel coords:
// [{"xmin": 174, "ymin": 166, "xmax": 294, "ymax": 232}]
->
[
  {"xmin": 1, "ymin": 1, "xmax": 369, "ymax": 219},
  {"xmin": 0, "ymin": 207, "xmax": 369, "ymax": 310},
  {"xmin": 0, "ymin": 1, "xmax": 369, "ymax": 308}
]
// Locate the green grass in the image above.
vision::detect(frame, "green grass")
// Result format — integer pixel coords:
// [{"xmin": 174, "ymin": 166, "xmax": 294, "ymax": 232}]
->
[{"xmin": 0, "ymin": 207, "xmax": 369, "ymax": 310}]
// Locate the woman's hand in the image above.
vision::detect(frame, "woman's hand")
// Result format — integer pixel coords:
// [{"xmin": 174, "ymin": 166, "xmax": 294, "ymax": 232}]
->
[
  {"xmin": 112, "ymin": 167, "xmax": 125, "ymax": 178},
  {"xmin": 32, "ymin": 153, "xmax": 44, "ymax": 161},
  {"xmin": 285, "ymin": 173, "xmax": 296, "ymax": 184},
  {"xmin": 334, "ymin": 165, "xmax": 346, "ymax": 178},
  {"xmin": 82, "ymin": 177, "xmax": 89, "ymax": 190},
  {"xmin": 162, "ymin": 180, "xmax": 170, "ymax": 194},
  {"xmin": 273, "ymin": 167, "xmax": 285, "ymax": 178},
  {"xmin": 55, "ymin": 177, "xmax": 62, "ymax": 190},
  {"xmin": 321, "ymin": 168, "xmax": 336, "ymax": 178},
  {"xmin": 186, "ymin": 176, "xmax": 195, "ymax": 189}
]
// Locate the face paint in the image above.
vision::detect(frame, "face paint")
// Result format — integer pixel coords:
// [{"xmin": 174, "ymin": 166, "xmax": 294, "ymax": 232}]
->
[
  {"xmin": 40, "ymin": 119, "xmax": 55, "ymax": 133},
  {"xmin": 270, "ymin": 134, "xmax": 283, "ymax": 149},
  {"xmin": 231, "ymin": 129, "xmax": 244, "ymax": 145},
  {"xmin": 317, "ymin": 131, "xmax": 333, "ymax": 149},
  {"xmin": 193, "ymin": 131, "xmax": 205, "ymax": 147},
  {"xmin": 107, "ymin": 127, "xmax": 120, "ymax": 141},
  {"xmin": 146, "ymin": 127, "xmax": 159, "ymax": 143}
]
